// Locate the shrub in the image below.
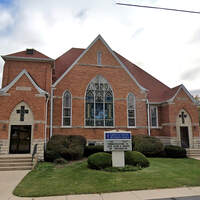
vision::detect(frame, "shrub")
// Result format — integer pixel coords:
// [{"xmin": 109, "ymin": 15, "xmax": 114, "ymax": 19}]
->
[
  {"xmin": 104, "ymin": 165, "xmax": 140, "ymax": 172},
  {"xmin": 132, "ymin": 135, "xmax": 164, "ymax": 157},
  {"xmin": 84, "ymin": 145, "xmax": 104, "ymax": 157},
  {"xmin": 44, "ymin": 150, "xmax": 61, "ymax": 162},
  {"xmin": 164, "ymin": 145, "xmax": 187, "ymax": 158},
  {"xmin": 53, "ymin": 158, "xmax": 68, "ymax": 165},
  {"xmin": 45, "ymin": 135, "xmax": 86, "ymax": 162},
  {"xmin": 61, "ymin": 145, "xmax": 84, "ymax": 160},
  {"xmin": 125, "ymin": 151, "xmax": 150, "ymax": 168},
  {"xmin": 88, "ymin": 152, "xmax": 112, "ymax": 170}
]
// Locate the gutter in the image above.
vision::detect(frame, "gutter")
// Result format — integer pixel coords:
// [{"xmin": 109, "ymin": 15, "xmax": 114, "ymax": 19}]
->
[
  {"xmin": 44, "ymin": 94, "xmax": 49, "ymax": 150},
  {"xmin": 146, "ymin": 99, "xmax": 151, "ymax": 136},
  {"xmin": 50, "ymin": 86, "xmax": 55, "ymax": 138}
]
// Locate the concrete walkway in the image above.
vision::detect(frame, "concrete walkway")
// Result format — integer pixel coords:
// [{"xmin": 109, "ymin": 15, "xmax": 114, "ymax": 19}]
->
[{"xmin": 2, "ymin": 170, "xmax": 200, "ymax": 200}]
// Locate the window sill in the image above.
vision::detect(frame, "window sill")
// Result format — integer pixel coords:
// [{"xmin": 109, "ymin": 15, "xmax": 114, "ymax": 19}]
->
[
  {"xmin": 61, "ymin": 126, "xmax": 72, "ymax": 128},
  {"xmin": 150, "ymin": 126, "xmax": 162, "ymax": 129},
  {"xmin": 127, "ymin": 126, "xmax": 137, "ymax": 129},
  {"xmin": 84, "ymin": 126, "xmax": 115, "ymax": 129}
]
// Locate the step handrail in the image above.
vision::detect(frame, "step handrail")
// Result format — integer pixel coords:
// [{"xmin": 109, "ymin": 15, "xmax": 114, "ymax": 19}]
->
[{"xmin": 32, "ymin": 144, "xmax": 38, "ymax": 162}]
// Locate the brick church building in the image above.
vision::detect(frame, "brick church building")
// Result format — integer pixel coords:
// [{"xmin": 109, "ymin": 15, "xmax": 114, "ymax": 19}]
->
[{"xmin": 0, "ymin": 35, "xmax": 199, "ymax": 159}]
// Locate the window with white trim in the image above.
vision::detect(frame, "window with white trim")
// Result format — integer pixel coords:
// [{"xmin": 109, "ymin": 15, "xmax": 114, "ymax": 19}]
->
[
  {"xmin": 127, "ymin": 93, "xmax": 136, "ymax": 127},
  {"xmin": 150, "ymin": 106, "xmax": 158, "ymax": 127},
  {"xmin": 97, "ymin": 51, "xmax": 102, "ymax": 65},
  {"xmin": 85, "ymin": 75, "xmax": 113, "ymax": 127},
  {"xmin": 63, "ymin": 91, "xmax": 71, "ymax": 126}
]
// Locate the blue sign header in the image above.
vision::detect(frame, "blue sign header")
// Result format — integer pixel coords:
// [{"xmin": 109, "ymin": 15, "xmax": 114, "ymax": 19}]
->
[{"xmin": 105, "ymin": 132, "xmax": 131, "ymax": 140}]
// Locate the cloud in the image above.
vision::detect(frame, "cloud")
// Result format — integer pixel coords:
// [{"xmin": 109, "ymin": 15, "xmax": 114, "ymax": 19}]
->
[
  {"xmin": 132, "ymin": 28, "xmax": 144, "ymax": 38},
  {"xmin": 181, "ymin": 66, "xmax": 200, "ymax": 81},
  {"xmin": 190, "ymin": 89, "xmax": 200, "ymax": 97},
  {"xmin": 75, "ymin": 9, "xmax": 88, "ymax": 20},
  {"xmin": 189, "ymin": 28, "xmax": 200, "ymax": 44},
  {"xmin": 0, "ymin": 0, "xmax": 200, "ymax": 94}
]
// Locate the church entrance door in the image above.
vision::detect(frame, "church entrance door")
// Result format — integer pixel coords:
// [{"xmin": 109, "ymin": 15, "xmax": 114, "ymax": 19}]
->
[
  {"xmin": 180, "ymin": 127, "xmax": 189, "ymax": 148},
  {"xmin": 9, "ymin": 125, "xmax": 31, "ymax": 154}
]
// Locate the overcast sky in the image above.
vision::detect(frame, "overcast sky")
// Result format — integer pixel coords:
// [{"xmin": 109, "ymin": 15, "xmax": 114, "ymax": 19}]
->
[{"xmin": 0, "ymin": 0, "xmax": 200, "ymax": 96}]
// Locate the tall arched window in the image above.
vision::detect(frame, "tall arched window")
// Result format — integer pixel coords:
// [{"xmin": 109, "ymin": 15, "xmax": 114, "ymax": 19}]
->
[
  {"xmin": 85, "ymin": 75, "xmax": 113, "ymax": 127},
  {"xmin": 63, "ymin": 91, "xmax": 71, "ymax": 126},
  {"xmin": 127, "ymin": 93, "xmax": 136, "ymax": 127}
]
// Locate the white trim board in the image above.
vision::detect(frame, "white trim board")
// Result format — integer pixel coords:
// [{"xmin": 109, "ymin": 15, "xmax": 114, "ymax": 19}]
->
[
  {"xmin": 167, "ymin": 84, "xmax": 197, "ymax": 104},
  {"xmin": 0, "ymin": 69, "xmax": 48, "ymax": 95},
  {"xmin": 52, "ymin": 34, "xmax": 147, "ymax": 92}
]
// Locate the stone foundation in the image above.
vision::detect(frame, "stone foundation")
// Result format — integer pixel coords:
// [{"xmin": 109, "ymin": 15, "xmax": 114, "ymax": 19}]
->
[
  {"xmin": 32, "ymin": 139, "xmax": 44, "ymax": 160},
  {"xmin": 0, "ymin": 139, "xmax": 9, "ymax": 154},
  {"xmin": 0, "ymin": 138, "xmax": 44, "ymax": 160}
]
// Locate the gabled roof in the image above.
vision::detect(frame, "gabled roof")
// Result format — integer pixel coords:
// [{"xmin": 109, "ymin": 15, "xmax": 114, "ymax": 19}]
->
[
  {"xmin": 53, "ymin": 48, "xmax": 84, "ymax": 82},
  {"xmin": 0, "ymin": 69, "xmax": 48, "ymax": 95},
  {"xmin": 2, "ymin": 49, "xmax": 54, "ymax": 66},
  {"xmin": 5, "ymin": 49, "xmax": 51, "ymax": 59},
  {"xmin": 53, "ymin": 35, "xmax": 147, "ymax": 92},
  {"xmin": 53, "ymin": 45, "xmax": 196, "ymax": 103}
]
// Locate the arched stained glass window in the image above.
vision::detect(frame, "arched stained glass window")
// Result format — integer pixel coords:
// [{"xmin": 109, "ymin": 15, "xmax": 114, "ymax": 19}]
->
[
  {"xmin": 85, "ymin": 75, "xmax": 113, "ymax": 127},
  {"xmin": 127, "ymin": 93, "xmax": 136, "ymax": 127},
  {"xmin": 63, "ymin": 91, "xmax": 71, "ymax": 126}
]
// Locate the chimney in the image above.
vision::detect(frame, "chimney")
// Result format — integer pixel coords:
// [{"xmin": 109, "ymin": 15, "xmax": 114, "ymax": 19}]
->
[{"xmin": 26, "ymin": 49, "xmax": 34, "ymax": 55}]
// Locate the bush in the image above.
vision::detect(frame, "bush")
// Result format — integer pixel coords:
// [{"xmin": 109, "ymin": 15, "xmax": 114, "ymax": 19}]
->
[
  {"xmin": 125, "ymin": 151, "xmax": 150, "ymax": 168},
  {"xmin": 84, "ymin": 145, "xmax": 104, "ymax": 157},
  {"xmin": 104, "ymin": 165, "xmax": 141, "ymax": 172},
  {"xmin": 53, "ymin": 158, "xmax": 68, "ymax": 165},
  {"xmin": 88, "ymin": 152, "xmax": 112, "ymax": 170},
  {"xmin": 45, "ymin": 135, "xmax": 86, "ymax": 162},
  {"xmin": 61, "ymin": 145, "xmax": 84, "ymax": 160},
  {"xmin": 164, "ymin": 145, "xmax": 187, "ymax": 158},
  {"xmin": 44, "ymin": 150, "xmax": 61, "ymax": 162},
  {"xmin": 132, "ymin": 135, "xmax": 164, "ymax": 157}
]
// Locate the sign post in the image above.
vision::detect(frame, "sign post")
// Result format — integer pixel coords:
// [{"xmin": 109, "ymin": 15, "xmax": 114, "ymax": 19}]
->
[{"xmin": 104, "ymin": 130, "xmax": 132, "ymax": 167}]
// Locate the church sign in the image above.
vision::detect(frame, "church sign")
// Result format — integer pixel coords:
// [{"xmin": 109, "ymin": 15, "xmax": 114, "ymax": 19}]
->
[
  {"xmin": 104, "ymin": 131, "xmax": 132, "ymax": 151},
  {"xmin": 104, "ymin": 130, "xmax": 132, "ymax": 167}
]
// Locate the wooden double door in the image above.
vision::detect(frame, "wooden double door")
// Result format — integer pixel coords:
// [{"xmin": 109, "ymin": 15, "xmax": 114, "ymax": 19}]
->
[{"xmin": 9, "ymin": 125, "xmax": 31, "ymax": 154}]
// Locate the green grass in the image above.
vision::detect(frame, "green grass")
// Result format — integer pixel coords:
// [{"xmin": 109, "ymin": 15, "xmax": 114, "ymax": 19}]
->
[{"xmin": 14, "ymin": 158, "xmax": 200, "ymax": 197}]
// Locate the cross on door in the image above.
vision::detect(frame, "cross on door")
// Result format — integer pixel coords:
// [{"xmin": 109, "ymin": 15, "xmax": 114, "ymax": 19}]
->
[
  {"xmin": 16, "ymin": 106, "xmax": 29, "ymax": 121},
  {"xmin": 179, "ymin": 111, "xmax": 187, "ymax": 124}
]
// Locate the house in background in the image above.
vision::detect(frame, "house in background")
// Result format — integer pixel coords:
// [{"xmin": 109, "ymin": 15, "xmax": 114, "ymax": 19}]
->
[{"xmin": 0, "ymin": 35, "xmax": 199, "ymax": 159}]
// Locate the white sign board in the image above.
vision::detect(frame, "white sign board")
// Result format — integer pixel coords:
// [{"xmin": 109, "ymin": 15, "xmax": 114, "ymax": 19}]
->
[{"xmin": 104, "ymin": 130, "xmax": 132, "ymax": 152}]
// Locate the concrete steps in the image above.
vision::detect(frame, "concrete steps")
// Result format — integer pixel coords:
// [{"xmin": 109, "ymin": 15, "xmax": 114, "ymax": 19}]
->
[
  {"xmin": 0, "ymin": 155, "xmax": 33, "ymax": 171},
  {"xmin": 187, "ymin": 149, "xmax": 200, "ymax": 157}
]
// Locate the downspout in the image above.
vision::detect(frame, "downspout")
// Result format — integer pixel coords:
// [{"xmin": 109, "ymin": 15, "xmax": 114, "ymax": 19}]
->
[
  {"xmin": 50, "ymin": 87, "xmax": 55, "ymax": 138},
  {"xmin": 146, "ymin": 99, "xmax": 151, "ymax": 136},
  {"xmin": 44, "ymin": 94, "xmax": 49, "ymax": 150}
]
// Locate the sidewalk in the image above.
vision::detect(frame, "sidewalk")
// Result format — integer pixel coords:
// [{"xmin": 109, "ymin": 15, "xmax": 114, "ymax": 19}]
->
[
  {"xmin": 9, "ymin": 186, "xmax": 200, "ymax": 200},
  {"xmin": 2, "ymin": 170, "xmax": 200, "ymax": 200}
]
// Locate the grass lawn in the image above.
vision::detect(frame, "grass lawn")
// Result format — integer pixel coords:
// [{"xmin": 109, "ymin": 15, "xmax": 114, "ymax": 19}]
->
[{"xmin": 14, "ymin": 158, "xmax": 200, "ymax": 197}]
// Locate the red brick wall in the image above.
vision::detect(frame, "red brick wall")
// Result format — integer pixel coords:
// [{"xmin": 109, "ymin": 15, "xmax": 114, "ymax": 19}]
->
[
  {"xmin": 2, "ymin": 60, "xmax": 52, "ymax": 93},
  {"xmin": 52, "ymin": 39, "xmax": 148, "ymax": 140},
  {"xmin": 0, "ymin": 72, "xmax": 47, "ymax": 140}
]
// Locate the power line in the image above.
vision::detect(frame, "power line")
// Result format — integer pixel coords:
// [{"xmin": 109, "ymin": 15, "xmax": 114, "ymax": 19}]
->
[{"xmin": 116, "ymin": 3, "xmax": 200, "ymax": 14}]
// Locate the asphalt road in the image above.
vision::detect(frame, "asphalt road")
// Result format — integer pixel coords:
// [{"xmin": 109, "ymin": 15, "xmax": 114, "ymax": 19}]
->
[{"xmin": 151, "ymin": 196, "xmax": 200, "ymax": 200}]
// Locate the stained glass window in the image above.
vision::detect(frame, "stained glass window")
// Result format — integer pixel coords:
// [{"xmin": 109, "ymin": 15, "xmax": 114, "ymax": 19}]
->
[
  {"xmin": 85, "ymin": 75, "xmax": 113, "ymax": 127},
  {"xmin": 127, "ymin": 93, "xmax": 136, "ymax": 127},
  {"xmin": 63, "ymin": 91, "xmax": 71, "ymax": 126}
]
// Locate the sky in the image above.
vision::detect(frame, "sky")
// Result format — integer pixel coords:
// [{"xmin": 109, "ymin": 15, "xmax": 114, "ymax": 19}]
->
[{"xmin": 0, "ymin": 0, "xmax": 200, "ymax": 96}]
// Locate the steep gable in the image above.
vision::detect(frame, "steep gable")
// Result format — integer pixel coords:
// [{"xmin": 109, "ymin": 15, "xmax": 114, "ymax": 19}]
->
[
  {"xmin": 53, "ymin": 35, "xmax": 146, "ymax": 92},
  {"xmin": 0, "ymin": 69, "xmax": 48, "ymax": 95}
]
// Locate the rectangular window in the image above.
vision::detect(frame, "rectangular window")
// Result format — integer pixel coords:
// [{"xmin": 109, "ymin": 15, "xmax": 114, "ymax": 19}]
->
[
  {"xmin": 150, "ymin": 106, "xmax": 158, "ymax": 127},
  {"xmin": 97, "ymin": 51, "xmax": 102, "ymax": 65},
  {"xmin": 63, "ymin": 91, "xmax": 71, "ymax": 126}
]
